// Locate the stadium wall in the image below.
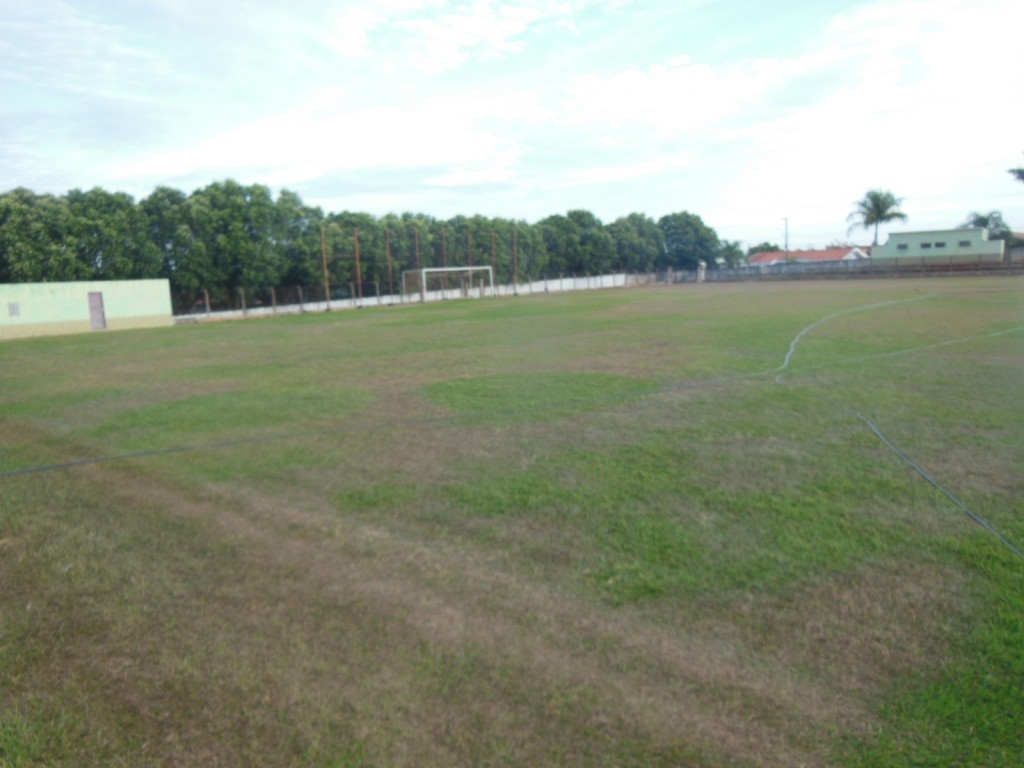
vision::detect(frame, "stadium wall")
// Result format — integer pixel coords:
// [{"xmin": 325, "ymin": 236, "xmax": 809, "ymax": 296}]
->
[{"xmin": 0, "ymin": 280, "xmax": 173, "ymax": 341}]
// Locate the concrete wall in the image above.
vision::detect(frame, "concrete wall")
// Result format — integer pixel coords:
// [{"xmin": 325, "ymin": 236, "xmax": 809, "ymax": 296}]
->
[
  {"xmin": 175, "ymin": 273, "xmax": 633, "ymax": 322},
  {"xmin": 1, "ymin": 280, "xmax": 173, "ymax": 341},
  {"xmin": 872, "ymin": 228, "xmax": 1005, "ymax": 261}
]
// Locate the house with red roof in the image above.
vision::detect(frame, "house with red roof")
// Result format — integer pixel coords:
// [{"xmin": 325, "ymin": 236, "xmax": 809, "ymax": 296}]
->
[{"xmin": 747, "ymin": 246, "xmax": 870, "ymax": 267}]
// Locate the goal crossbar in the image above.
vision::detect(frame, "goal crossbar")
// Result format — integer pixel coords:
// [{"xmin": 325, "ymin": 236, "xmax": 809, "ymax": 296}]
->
[{"xmin": 402, "ymin": 266, "xmax": 494, "ymax": 302}]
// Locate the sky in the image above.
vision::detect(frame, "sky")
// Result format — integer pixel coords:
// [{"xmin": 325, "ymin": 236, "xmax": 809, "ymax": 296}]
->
[{"xmin": 2, "ymin": 0, "xmax": 1023, "ymax": 250}]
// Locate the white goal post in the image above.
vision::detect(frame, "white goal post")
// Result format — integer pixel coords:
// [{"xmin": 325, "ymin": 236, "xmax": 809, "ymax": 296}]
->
[{"xmin": 401, "ymin": 266, "xmax": 495, "ymax": 303}]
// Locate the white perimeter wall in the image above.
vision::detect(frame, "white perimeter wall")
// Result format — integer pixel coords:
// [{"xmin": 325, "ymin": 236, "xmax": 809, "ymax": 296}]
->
[{"xmin": 178, "ymin": 273, "xmax": 634, "ymax": 321}]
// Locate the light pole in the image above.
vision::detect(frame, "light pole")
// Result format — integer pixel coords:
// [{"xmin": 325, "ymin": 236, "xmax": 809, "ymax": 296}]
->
[
  {"xmin": 321, "ymin": 224, "xmax": 331, "ymax": 309},
  {"xmin": 321, "ymin": 223, "xmax": 361, "ymax": 308},
  {"xmin": 783, "ymin": 217, "xmax": 789, "ymax": 259}
]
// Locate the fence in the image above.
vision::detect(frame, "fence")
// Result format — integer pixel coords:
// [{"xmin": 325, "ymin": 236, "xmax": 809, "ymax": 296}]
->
[
  {"xmin": 667, "ymin": 255, "xmax": 1024, "ymax": 284},
  {"xmin": 172, "ymin": 257, "xmax": 1022, "ymax": 322},
  {"xmin": 173, "ymin": 273, "xmax": 637, "ymax": 321}
]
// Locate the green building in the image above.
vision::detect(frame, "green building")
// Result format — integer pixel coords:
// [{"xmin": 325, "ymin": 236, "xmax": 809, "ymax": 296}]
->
[
  {"xmin": 1, "ymin": 279, "xmax": 172, "ymax": 341},
  {"xmin": 871, "ymin": 228, "xmax": 1004, "ymax": 262}
]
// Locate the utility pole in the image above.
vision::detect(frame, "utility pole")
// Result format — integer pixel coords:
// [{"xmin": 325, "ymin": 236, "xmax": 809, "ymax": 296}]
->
[
  {"xmin": 353, "ymin": 227, "xmax": 362, "ymax": 299},
  {"xmin": 513, "ymin": 227, "xmax": 519, "ymax": 290},
  {"xmin": 320, "ymin": 224, "xmax": 330, "ymax": 308},
  {"xmin": 442, "ymin": 226, "xmax": 448, "ymax": 290},
  {"xmin": 385, "ymin": 228, "xmax": 394, "ymax": 296},
  {"xmin": 783, "ymin": 218, "xmax": 789, "ymax": 259}
]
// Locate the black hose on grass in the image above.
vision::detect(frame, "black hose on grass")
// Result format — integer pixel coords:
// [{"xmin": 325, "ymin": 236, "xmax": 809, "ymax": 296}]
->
[
  {"xmin": 852, "ymin": 409, "xmax": 1024, "ymax": 560},
  {"xmin": 4, "ymin": 297, "xmax": 1022, "ymax": 561},
  {"xmin": 774, "ymin": 299, "xmax": 1024, "ymax": 561}
]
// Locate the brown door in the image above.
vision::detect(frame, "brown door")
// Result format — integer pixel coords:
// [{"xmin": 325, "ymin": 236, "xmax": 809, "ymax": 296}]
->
[{"xmin": 88, "ymin": 292, "xmax": 107, "ymax": 330}]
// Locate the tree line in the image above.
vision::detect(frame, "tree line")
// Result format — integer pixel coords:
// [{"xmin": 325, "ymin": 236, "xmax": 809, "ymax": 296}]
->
[{"xmin": 0, "ymin": 181, "xmax": 745, "ymax": 307}]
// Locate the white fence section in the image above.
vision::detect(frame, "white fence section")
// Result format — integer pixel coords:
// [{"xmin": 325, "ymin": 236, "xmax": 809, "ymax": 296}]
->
[{"xmin": 175, "ymin": 273, "xmax": 638, "ymax": 323}]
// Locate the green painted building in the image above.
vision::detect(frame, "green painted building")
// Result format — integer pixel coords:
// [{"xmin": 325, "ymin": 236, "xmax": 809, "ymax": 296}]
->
[
  {"xmin": 1, "ymin": 279, "xmax": 172, "ymax": 341},
  {"xmin": 871, "ymin": 228, "xmax": 1004, "ymax": 262}
]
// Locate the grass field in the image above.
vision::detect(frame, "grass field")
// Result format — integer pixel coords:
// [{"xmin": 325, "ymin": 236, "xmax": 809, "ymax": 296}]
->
[{"xmin": 2, "ymin": 276, "xmax": 1022, "ymax": 767}]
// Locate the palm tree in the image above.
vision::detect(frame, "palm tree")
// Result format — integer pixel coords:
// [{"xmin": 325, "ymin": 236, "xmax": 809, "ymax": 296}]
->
[
  {"xmin": 847, "ymin": 189, "xmax": 907, "ymax": 245},
  {"xmin": 961, "ymin": 211, "xmax": 1011, "ymax": 241}
]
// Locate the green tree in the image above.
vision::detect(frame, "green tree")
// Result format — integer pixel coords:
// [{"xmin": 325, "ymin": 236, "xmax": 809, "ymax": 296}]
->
[
  {"xmin": 717, "ymin": 240, "xmax": 744, "ymax": 268},
  {"xmin": 959, "ymin": 211, "xmax": 1020, "ymax": 246},
  {"xmin": 606, "ymin": 213, "xmax": 664, "ymax": 272},
  {"xmin": 513, "ymin": 220, "xmax": 547, "ymax": 281},
  {"xmin": 1009, "ymin": 154, "xmax": 1024, "ymax": 183},
  {"xmin": 657, "ymin": 211, "xmax": 719, "ymax": 270},
  {"xmin": 0, "ymin": 188, "xmax": 83, "ymax": 282},
  {"xmin": 380, "ymin": 212, "xmax": 438, "ymax": 286},
  {"xmin": 142, "ymin": 186, "xmax": 194, "ymax": 285},
  {"xmin": 847, "ymin": 189, "xmax": 907, "ymax": 245},
  {"xmin": 746, "ymin": 241, "xmax": 781, "ymax": 256},
  {"xmin": 274, "ymin": 190, "xmax": 324, "ymax": 291},
  {"xmin": 188, "ymin": 181, "xmax": 284, "ymax": 302},
  {"xmin": 538, "ymin": 210, "xmax": 614, "ymax": 276},
  {"xmin": 66, "ymin": 187, "xmax": 161, "ymax": 279},
  {"xmin": 491, "ymin": 219, "xmax": 544, "ymax": 283},
  {"xmin": 322, "ymin": 211, "xmax": 384, "ymax": 296}
]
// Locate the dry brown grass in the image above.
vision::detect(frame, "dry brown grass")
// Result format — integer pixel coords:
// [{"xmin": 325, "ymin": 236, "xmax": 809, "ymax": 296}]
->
[
  {"xmin": 3, "ymin": 277, "xmax": 1021, "ymax": 767},
  {"xmin": 5, "ymin": 449, "xmax": 965, "ymax": 767}
]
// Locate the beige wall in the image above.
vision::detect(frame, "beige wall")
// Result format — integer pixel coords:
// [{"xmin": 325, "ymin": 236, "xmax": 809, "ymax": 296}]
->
[
  {"xmin": 872, "ymin": 228, "xmax": 1005, "ymax": 261},
  {"xmin": 1, "ymin": 280, "xmax": 172, "ymax": 341}
]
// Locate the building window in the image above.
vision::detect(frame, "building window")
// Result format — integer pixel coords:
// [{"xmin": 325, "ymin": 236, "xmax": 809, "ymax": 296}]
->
[
  {"xmin": 897, "ymin": 244, "xmax": 909, "ymax": 251},
  {"xmin": 921, "ymin": 242, "xmax": 932, "ymax": 249},
  {"xmin": 959, "ymin": 240, "xmax": 971, "ymax": 247},
  {"xmin": 934, "ymin": 242, "xmax": 946, "ymax": 248},
  {"xmin": 7, "ymin": 302, "xmax": 19, "ymax": 318}
]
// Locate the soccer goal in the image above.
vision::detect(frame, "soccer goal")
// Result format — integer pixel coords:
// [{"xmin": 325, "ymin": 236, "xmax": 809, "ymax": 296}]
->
[{"xmin": 401, "ymin": 266, "xmax": 495, "ymax": 303}]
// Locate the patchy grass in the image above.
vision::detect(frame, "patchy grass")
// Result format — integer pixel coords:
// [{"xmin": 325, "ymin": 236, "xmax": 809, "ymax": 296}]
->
[
  {"xmin": 1, "ymin": 277, "xmax": 1022, "ymax": 767},
  {"xmin": 424, "ymin": 371, "xmax": 660, "ymax": 423}
]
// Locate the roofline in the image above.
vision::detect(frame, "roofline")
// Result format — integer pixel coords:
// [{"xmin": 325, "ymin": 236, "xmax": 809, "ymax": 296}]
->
[{"xmin": 883, "ymin": 228, "xmax": 988, "ymax": 236}]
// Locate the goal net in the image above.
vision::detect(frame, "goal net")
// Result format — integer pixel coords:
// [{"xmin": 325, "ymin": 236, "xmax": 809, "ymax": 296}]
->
[{"xmin": 401, "ymin": 266, "xmax": 495, "ymax": 303}]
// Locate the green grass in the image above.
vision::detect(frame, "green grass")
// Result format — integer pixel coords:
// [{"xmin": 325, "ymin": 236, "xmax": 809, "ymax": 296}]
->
[
  {"xmin": 845, "ymin": 541, "xmax": 1024, "ymax": 767},
  {"xmin": 424, "ymin": 371, "xmax": 660, "ymax": 423},
  {"xmin": 1, "ymin": 277, "xmax": 1022, "ymax": 767}
]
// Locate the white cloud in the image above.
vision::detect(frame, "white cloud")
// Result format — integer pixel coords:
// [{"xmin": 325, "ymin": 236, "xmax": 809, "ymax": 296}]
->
[
  {"xmin": 102, "ymin": 85, "xmax": 528, "ymax": 192},
  {"xmin": 0, "ymin": 1, "xmax": 181, "ymax": 100},
  {"xmin": 546, "ymin": 154, "xmax": 696, "ymax": 188},
  {"xmin": 5, "ymin": 0, "xmax": 1024, "ymax": 238},
  {"xmin": 396, "ymin": 1, "xmax": 565, "ymax": 72}
]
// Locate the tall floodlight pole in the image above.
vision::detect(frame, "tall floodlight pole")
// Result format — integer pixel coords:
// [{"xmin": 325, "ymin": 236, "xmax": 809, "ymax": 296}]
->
[
  {"xmin": 513, "ymin": 227, "xmax": 519, "ymax": 291},
  {"xmin": 442, "ymin": 226, "xmax": 448, "ymax": 291},
  {"xmin": 353, "ymin": 227, "xmax": 363, "ymax": 300},
  {"xmin": 385, "ymin": 228, "xmax": 394, "ymax": 296},
  {"xmin": 783, "ymin": 217, "xmax": 789, "ymax": 258},
  {"xmin": 320, "ymin": 224, "xmax": 331, "ymax": 309}
]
